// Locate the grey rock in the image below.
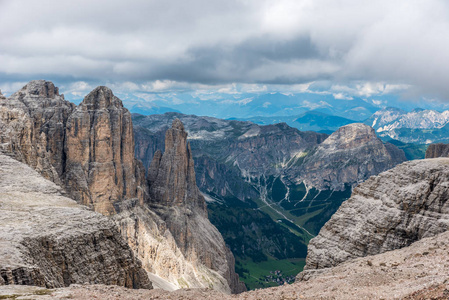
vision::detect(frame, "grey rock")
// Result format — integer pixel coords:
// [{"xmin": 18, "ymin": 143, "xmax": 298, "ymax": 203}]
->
[
  {"xmin": 0, "ymin": 81, "xmax": 244, "ymax": 293},
  {"xmin": 0, "ymin": 152, "xmax": 151, "ymax": 289},
  {"xmin": 147, "ymin": 119, "xmax": 246, "ymax": 293},
  {"xmin": 0, "ymin": 80, "xmax": 75, "ymax": 185},
  {"xmin": 296, "ymin": 123, "xmax": 407, "ymax": 190},
  {"xmin": 65, "ymin": 86, "xmax": 147, "ymax": 215},
  {"xmin": 302, "ymin": 158, "xmax": 449, "ymax": 274},
  {"xmin": 425, "ymin": 143, "xmax": 449, "ymax": 158}
]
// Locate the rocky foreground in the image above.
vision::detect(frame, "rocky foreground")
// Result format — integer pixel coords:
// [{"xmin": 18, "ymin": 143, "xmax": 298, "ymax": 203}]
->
[
  {"xmin": 1, "ymin": 230, "xmax": 448, "ymax": 299},
  {"xmin": 0, "ymin": 153, "xmax": 151, "ymax": 289},
  {"xmin": 304, "ymin": 158, "xmax": 449, "ymax": 271}
]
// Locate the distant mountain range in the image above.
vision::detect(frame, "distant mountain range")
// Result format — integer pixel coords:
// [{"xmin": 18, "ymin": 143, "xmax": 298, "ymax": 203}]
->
[
  {"xmin": 103, "ymin": 91, "xmax": 390, "ymax": 121},
  {"xmin": 92, "ymin": 91, "xmax": 449, "ymax": 145},
  {"xmin": 365, "ymin": 107, "xmax": 449, "ymax": 144},
  {"xmin": 232, "ymin": 111, "xmax": 356, "ymax": 134}
]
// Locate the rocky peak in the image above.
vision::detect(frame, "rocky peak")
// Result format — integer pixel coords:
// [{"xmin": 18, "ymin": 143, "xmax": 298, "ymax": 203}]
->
[
  {"xmin": 0, "ymin": 81, "xmax": 74, "ymax": 184},
  {"xmin": 1, "ymin": 83, "xmax": 244, "ymax": 293},
  {"xmin": 148, "ymin": 118, "xmax": 207, "ymax": 215},
  {"xmin": 425, "ymin": 143, "xmax": 449, "ymax": 158},
  {"xmin": 65, "ymin": 86, "xmax": 145, "ymax": 215},
  {"xmin": 302, "ymin": 158, "xmax": 449, "ymax": 272},
  {"xmin": 11, "ymin": 80, "xmax": 62, "ymax": 100},
  {"xmin": 81, "ymin": 86, "xmax": 123, "ymax": 110},
  {"xmin": 320, "ymin": 123, "xmax": 378, "ymax": 150},
  {"xmin": 297, "ymin": 123, "xmax": 407, "ymax": 190}
]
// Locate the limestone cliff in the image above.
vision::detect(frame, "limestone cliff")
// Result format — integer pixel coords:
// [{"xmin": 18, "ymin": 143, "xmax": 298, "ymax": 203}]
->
[
  {"xmin": 0, "ymin": 80, "xmax": 75, "ymax": 185},
  {"xmin": 0, "ymin": 152, "xmax": 151, "ymax": 289},
  {"xmin": 302, "ymin": 158, "xmax": 449, "ymax": 272},
  {"xmin": 148, "ymin": 119, "xmax": 207, "ymax": 214},
  {"xmin": 294, "ymin": 123, "xmax": 407, "ymax": 190},
  {"xmin": 425, "ymin": 143, "xmax": 449, "ymax": 158},
  {"xmin": 0, "ymin": 81, "xmax": 244, "ymax": 294},
  {"xmin": 65, "ymin": 86, "xmax": 146, "ymax": 215},
  {"xmin": 144, "ymin": 119, "xmax": 245, "ymax": 293}
]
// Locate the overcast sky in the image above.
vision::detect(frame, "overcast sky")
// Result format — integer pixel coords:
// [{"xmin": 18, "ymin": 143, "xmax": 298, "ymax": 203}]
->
[{"xmin": 1, "ymin": 0, "xmax": 449, "ymax": 102}]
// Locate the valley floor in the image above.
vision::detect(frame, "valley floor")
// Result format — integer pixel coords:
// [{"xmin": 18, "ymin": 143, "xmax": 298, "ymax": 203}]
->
[{"xmin": 2, "ymin": 230, "xmax": 448, "ymax": 299}]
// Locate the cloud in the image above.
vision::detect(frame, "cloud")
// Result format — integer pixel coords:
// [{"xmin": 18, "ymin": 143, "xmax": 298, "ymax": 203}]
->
[{"xmin": 0, "ymin": 0, "xmax": 449, "ymax": 101}]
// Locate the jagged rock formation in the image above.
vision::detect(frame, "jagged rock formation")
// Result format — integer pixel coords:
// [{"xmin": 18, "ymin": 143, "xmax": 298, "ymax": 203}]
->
[
  {"xmin": 143, "ymin": 119, "xmax": 245, "ymax": 293},
  {"xmin": 148, "ymin": 119, "xmax": 207, "ymax": 214},
  {"xmin": 0, "ymin": 152, "xmax": 151, "ymax": 289},
  {"xmin": 425, "ymin": 143, "xmax": 449, "ymax": 158},
  {"xmin": 295, "ymin": 123, "xmax": 406, "ymax": 190},
  {"xmin": 65, "ymin": 86, "xmax": 147, "ymax": 215},
  {"xmin": 303, "ymin": 158, "xmax": 449, "ymax": 272},
  {"xmin": 0, "ymin": 80, "xmax": 75, "ymax": 185},
  {"xmin": 0, "ymin": 81, "xmax": 243, "ymax": 293}
]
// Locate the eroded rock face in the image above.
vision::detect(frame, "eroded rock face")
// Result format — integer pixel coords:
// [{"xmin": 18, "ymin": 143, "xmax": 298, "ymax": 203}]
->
[
  {"xmin": 146, "ymin": 119, "xmax": 245, "ymax": 293},
  {"xmin": 302, "ymin": 158, "xmax": 449, "ymax": 272},
  {"xmin": 425, "ymin": 143, "xmax": 449, "ymax": 158},
  {"xmin": 148, "ymin": 119, "xmax": 207, "ymax": 214},
  {"xmin": 65, "ymin": 86, "xmax": 146, "ymax": 215},
  {"xmin": 0, "ymin": 81, "xmax": 244, "ymax": 294},
  {"xmin": 0, "ymin": 153, "xmax": 151, "ymax": 289},
  {"xmin": 0, "ymin": 80, "xmax": 75, "ymax": 185},
  {"xmin": 296, "ymin": 123, "xmax": 407, "ymax": 190}
]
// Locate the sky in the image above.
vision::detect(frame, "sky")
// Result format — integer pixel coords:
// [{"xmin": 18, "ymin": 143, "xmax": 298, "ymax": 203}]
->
[{"xmin": 1, "ymin": 0, "xmax": 449, "ymax": 106}]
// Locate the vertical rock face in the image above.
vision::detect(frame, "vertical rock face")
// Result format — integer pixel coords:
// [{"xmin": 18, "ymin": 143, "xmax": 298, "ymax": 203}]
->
[
  {"xmin": 0, "ymin": 81, "xmax": 244, "ymax": 293},
  {"xmin": 0, "ymin": 80, "xmax": 75, "ymax": 185},
  {"xmin": 0, "ymin": 153, "xmax": 151, "ymax": 289},
  {"xmin": 425, "ymin": 143, "xmax": 449, "ymax": 158},
  {"xmin": 145, "ymin": 119, "xmax": 245, "ymax": 293},
  {"xmin": 65, "ymin": 86, "xmax": 146, "ymax": 215},
  {"xmin": 301, "ymin": 158, "xmax": 449, "ymax": 275},
  {"xmin": 148, "ymin": 119, "xmax": 207, "ymax": 215}
]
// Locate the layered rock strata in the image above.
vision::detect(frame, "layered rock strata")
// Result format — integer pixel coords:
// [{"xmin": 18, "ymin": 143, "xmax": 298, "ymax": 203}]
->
[
  {"xmin": 65, "ymin": 86, "xmax": 147, "ymax": 215},
  {"xmin": 295, "ymin": 123, "xmax": 406, "ymax": 190},
  {"xmin": 0, "ymin": 80, "xmax": 75, "ymax": 186},
  {"xmin": 0, "ymin": 152, "xmax": 151, "ymax": 289},
  {"xmin": 303, "ymin": 158, "xmax": 449, "ymax": 271},
  {"xmin": 144, "ymin": 119, "xmax": 245, "ymax": 293},
  {"xmin": 4, "ymin": 230, "xmax": 449, "ymax": 299},
  {"xmin": 0, "ymin": 81, "xmax": 243, "ymax": 293}
]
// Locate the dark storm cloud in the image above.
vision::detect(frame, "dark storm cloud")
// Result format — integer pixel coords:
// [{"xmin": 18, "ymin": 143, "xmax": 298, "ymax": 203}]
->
[{"xmin": 1, "ymin": 0, "xmax": 449, "ymax": 100}]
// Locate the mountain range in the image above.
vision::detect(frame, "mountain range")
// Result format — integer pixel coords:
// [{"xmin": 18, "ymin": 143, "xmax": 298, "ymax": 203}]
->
[
  {"xmin": 132, "ymin": 112, "xmax": 407, "ymax": 288},
  {"xmin": 1, "ymin": 80, "xmax": 449, "ymax": 298},
  {"xmin": 0, "ymin": 81, "xmax": 244, "ymax": 293}
]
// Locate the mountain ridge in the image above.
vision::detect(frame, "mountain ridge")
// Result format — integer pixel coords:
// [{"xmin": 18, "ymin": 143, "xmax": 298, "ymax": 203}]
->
[{"xmin": 0, "ymin": 80, "xmax": 244, "ymax": 293}]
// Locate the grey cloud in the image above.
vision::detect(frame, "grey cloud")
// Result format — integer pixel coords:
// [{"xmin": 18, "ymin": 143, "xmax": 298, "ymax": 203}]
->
[{"xmin": 1, "ymin": 0, "xmax": 449, "ymax": 101}]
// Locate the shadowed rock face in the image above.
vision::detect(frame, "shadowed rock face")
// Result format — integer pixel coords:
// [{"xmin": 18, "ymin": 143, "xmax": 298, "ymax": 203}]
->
[
  {"xmin": 302, "ymin": 158, "xmax": 449, "ymax": 273},
  {"xmin": 425, "ymin": 143, "xmax": 449, "ymax": 158},
  {"xmin": 65, "ymin": 86, "xmax": 146, "ymax": 215}
]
